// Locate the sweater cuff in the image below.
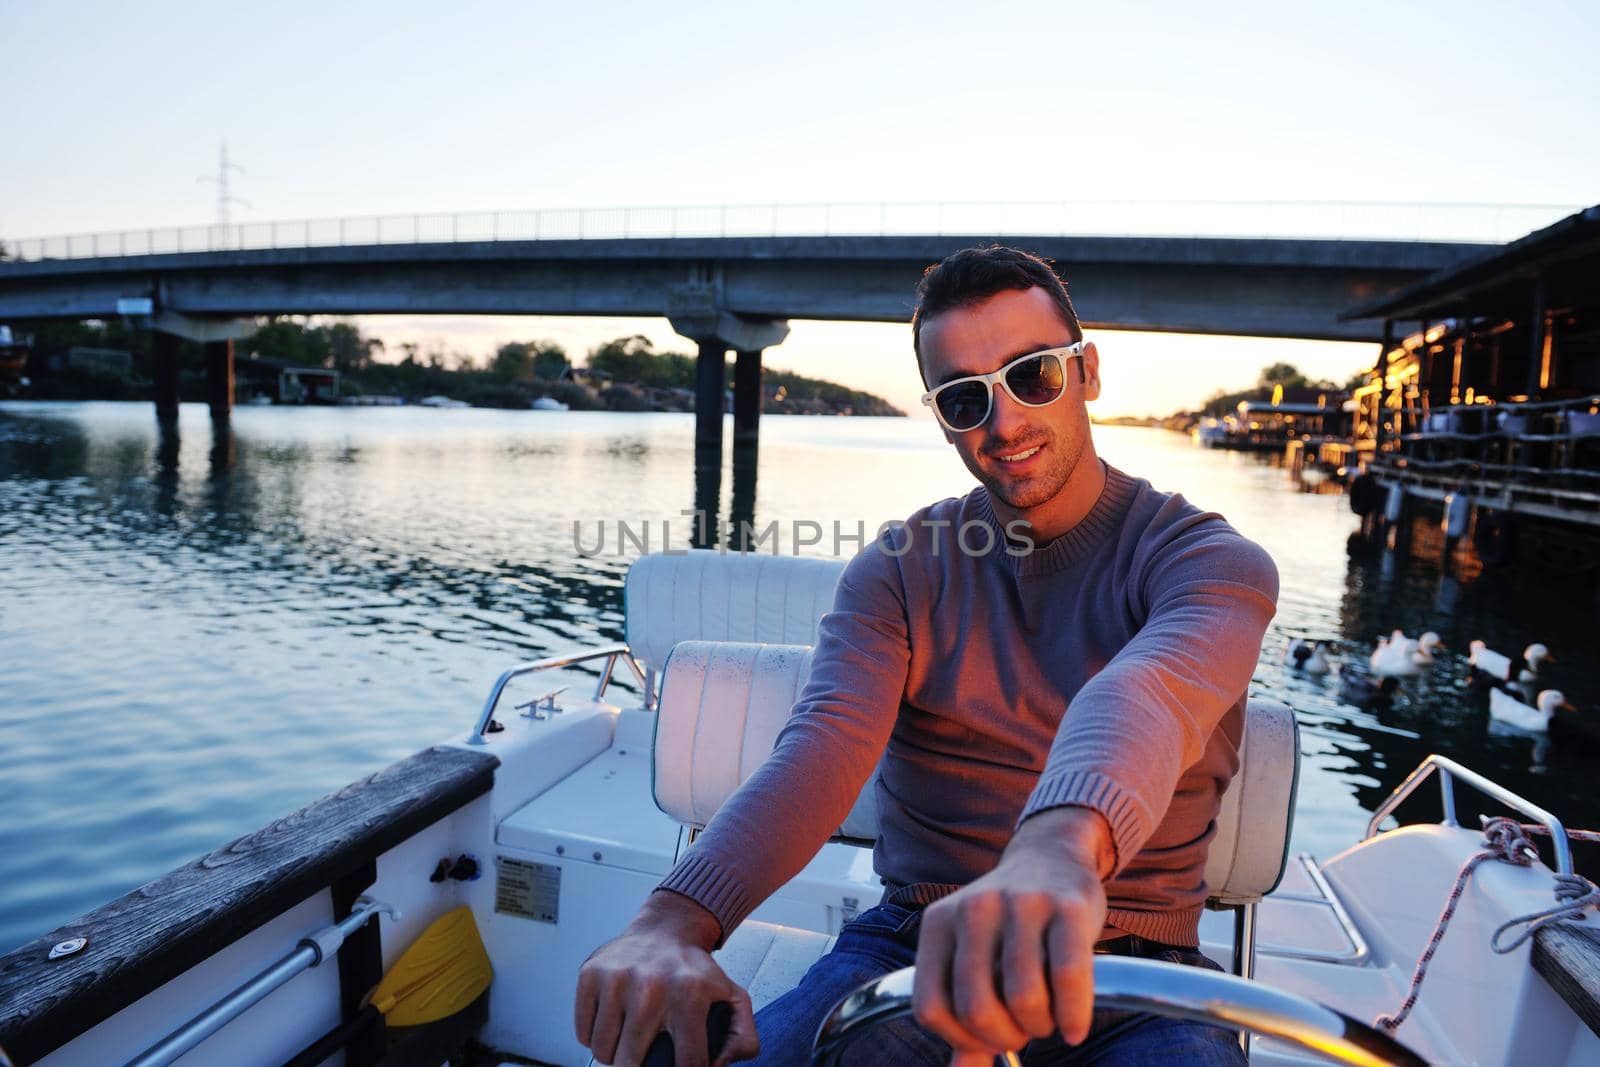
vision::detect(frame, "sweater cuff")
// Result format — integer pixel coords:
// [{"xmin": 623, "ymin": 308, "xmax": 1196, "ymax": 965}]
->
[
  {"xmin": 656, "ymin": 853, "xmax": 755, "ymax": 944},
  {"xmin": 1020, "ymin": 769, "xmax": 1150, "ymax": 876}
]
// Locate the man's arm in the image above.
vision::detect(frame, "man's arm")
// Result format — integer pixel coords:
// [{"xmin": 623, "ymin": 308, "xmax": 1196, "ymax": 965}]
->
[
  {"xmin": 913, "ymin": 518, "xmax": 1278, "ymax": 1062},
  {"xmin": 1023, "ymin": 519, "xmax": 1279, "ymax": 872},
  {"xmin": 575, "ymin": 541, "xmax": 912, "ymax": 1067},
  {"xmin": 913, "ymin": 806, "xmax": 1113, "ymax": 1061}
]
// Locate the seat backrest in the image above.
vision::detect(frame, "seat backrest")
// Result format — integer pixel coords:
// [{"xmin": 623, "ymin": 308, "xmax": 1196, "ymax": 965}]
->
[
  {"xmin": 1203, "ymin": 698, "xmax": 1299, "ymax": 904},
  {"xmin": 652, "ymin": 641, "xmax": 878, "ymax": 842},
  {"xmin": 624, "ymin": 552, "xmax": 846, "ymax": 676},
  {"xmin": 652, "ymin": 640, "xmax": 1298, "ymax": 903}
]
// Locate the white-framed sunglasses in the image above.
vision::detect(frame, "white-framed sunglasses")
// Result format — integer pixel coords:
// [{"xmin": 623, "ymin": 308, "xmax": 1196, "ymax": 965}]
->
[{"xmin": 920, "ymin": 342, "xmax": 1085, "ymax": 433}]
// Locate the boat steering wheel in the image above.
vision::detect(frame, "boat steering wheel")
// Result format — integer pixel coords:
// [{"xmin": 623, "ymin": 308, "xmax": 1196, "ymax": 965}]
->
[{"xmin": 812, "ymin": 958, "xmax": 1426, "ymax": 1067}]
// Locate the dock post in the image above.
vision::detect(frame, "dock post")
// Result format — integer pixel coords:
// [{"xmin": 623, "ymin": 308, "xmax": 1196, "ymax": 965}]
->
[
  {"xmin": 1377, "ymin": 319, "xmax": 1394, "ymax": 452},
  {"xmin": 206, "ymin": 339, "xmax": 234, "ymax": 423},
  {"xmin": 152, "ymin": 330, "xmax": 181, "ymax": 423},
  {"xmin": 1528, "ymin": 274, "xmax": 1550, "ymax": 396},
  {"xmin": 733, "ymin": 349, "xmax": 763, "ymax": 450}
]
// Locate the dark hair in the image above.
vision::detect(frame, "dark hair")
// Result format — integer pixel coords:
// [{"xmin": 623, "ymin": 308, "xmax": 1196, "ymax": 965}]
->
[{"xmin": 911, "ymin": 245, "xmax": 1083, "ymax": 383}]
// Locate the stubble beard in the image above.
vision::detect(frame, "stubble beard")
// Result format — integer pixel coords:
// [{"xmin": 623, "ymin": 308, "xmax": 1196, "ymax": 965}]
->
[{"xmin": 979, "ymin": 429, "xmax": 1083, "ymax": 511}]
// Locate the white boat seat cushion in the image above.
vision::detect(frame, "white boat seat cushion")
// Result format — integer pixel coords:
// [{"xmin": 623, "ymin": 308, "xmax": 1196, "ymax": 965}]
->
[
  {"xmin": 625, "ymin": 551, "xmax": 846, "ymax": 675},
  {"xmin": 653, "ymin": 639, "xmax": 1297, "ymax": 906},
  {"xmin": 1204, "ymin": 698, "xmax": 1299, "ymax": 905},
  {"xmin": 653, "ymin": 642, "xmax": 880, "ymax": 842},
  {"xmin": 713, "ymin": 920, "xmax": 836, "ymax": 1012}
]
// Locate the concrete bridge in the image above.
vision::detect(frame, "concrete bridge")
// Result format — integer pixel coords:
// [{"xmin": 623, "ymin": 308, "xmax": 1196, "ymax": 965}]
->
[{"xmin": 4, "ymin": 199, "xmax": 1561, "ymax": 456}]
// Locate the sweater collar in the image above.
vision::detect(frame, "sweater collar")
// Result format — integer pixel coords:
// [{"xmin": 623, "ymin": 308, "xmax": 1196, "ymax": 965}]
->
[{"xmin": 975, "ymin": 463, "xmax": 1139, "ymax": 576}]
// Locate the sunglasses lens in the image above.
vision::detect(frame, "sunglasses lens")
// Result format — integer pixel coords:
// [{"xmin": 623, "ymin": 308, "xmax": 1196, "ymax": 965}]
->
[
  {"xmin": 1006, "ymin": 352, "xmax": 1065, "ymax": 404},
  {"xmin": 935, "ymin": 381, "xmax": 990, "ymax": 431}
]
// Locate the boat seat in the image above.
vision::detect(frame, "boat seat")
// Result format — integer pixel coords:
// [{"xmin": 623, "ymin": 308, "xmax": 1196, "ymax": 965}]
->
[
  {"xmin": 653, "ymin": 640, "xmax": 1299, "ymax": 974},
  {"xmin": 624, "ymin": 551, "xmax": 847, "ymax": 683},
  {"xmin": 652, "ymin": 641, "xmax": 879, "ymax": 843},
  {"xmin": 713, "ymin": 921, "xmax": 836, "ymax": 1013}
]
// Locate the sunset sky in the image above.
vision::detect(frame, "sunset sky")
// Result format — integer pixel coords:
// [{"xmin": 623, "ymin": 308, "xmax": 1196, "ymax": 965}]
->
[{"xmin": 3, "ymin": 1, "xmax": 1594, "ymax": 416}]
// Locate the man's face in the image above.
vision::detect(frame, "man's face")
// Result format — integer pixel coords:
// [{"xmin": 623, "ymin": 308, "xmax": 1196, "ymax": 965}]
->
[{"xmin": 918, "ymin": 286, "xmax": 1101, "ymax": 512}]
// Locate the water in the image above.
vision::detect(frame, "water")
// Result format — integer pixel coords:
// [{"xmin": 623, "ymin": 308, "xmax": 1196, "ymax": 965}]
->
[{"xmin": 3, "ymin": 401, "xmax": 1597, "ymax": 954}]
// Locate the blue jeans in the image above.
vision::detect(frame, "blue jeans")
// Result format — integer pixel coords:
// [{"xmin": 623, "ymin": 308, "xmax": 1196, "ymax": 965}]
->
[{"xmin": 749, "ymin": 903, "xmax": 1245, "ymax": 1066}]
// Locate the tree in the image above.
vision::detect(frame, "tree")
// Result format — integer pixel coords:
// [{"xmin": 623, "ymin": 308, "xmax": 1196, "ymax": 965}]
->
[
  {"xmin": 492, "ymin": 341, "xmax": 534, "ymax": 381},
  {"xmin": 491, "ymin": 340, "xmax": 568, "ymax": 382},
  {"xmin": 319, "ymin": 321, "xmax": 380, "ymax": 375},
  {"xmin": 249, "ymin": 317, "xmax": 310, "ymax": 365},
  {"xmin": 1258, "ymin": 362, "xmax": 1310, "ymax": 391},
  {"xmin": 531, "ymin": 343, "xmax": 569, "ymax": 380}
]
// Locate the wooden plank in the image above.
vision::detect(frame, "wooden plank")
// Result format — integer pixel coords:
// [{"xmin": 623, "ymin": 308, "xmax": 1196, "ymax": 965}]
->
[
  {"xmin": 0, "ymin": 745, "xmax": 498, "ymax": 1065},
  {"xmin": 1533, "ymin": 921, "xmax": 1600, "ymax": 1038}
]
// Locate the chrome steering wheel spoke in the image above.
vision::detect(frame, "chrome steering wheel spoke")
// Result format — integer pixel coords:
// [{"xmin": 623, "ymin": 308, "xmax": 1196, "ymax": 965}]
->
[{"xmin": 812, "ymin": 959, "xmax": 1425, "ymax": 1067}]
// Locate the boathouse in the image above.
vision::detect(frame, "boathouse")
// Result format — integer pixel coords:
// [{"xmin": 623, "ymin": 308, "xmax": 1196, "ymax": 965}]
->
[
  {"xmin": 237, "ymin": 356, "xmax": 340, "ymax": 405},
  {"xmin": 1343, "ymin": 203, "xmax": 1600, "ymax": 565}
]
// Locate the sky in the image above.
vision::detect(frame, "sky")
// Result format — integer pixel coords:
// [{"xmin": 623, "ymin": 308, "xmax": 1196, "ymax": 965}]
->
[{"xmin": 3, "ymin": 1, "xmax": 1596, "ymax": 417}]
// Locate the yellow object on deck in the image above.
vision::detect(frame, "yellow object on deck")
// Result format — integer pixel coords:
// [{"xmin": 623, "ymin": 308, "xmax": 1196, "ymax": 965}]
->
[{"xmin": 367, "ymin": 906, "xmax": 493, "ymax": 1028}]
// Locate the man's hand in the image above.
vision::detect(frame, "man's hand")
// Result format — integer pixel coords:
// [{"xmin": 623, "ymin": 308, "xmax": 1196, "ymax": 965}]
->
[
  {"xmin": 912, "ymin": 806, "xmax": 1113, "ymax": 1066},
  {"xmin": 574, "ymin": 891, "xmax": 759, "ymax": 1067}
]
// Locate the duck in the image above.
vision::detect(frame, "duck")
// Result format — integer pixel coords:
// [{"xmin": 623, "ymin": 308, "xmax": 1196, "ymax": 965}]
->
[
  {"xmin": 1370, "ymin": 631, "xmax": 1444, "ymax": 677},
  {"xmin": 1487, "ymin": 687, "xmax": 1571, "ymax": 733},
  {"xmin": 1339, "ymin": 671, "xmax": 1400, "ymax": 710},
  {"xmin": 1283, "ymin": 639, "xmax": 1332, "ymax": 675},
  {"xmin": 1468, "ymin": 641, "xmax": 1554, "ymax": 690}
]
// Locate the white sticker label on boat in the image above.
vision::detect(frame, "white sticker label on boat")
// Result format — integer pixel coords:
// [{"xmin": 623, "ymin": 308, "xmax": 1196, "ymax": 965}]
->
[{"xmin": 495, "ymin": 857, "xmax": 561, "ymax": 923}]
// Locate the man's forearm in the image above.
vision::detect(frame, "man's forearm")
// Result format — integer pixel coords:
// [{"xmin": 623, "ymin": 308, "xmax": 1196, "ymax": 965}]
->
[{"xmin": 1011, "ymin": 804, "xmax": 1114, "ymax": 880}]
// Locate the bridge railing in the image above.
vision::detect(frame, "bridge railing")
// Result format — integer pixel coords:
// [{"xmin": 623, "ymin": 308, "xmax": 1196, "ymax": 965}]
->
[{"xmin": 0, "ymin": 200, "xmax": 1580, "ymax": 262}]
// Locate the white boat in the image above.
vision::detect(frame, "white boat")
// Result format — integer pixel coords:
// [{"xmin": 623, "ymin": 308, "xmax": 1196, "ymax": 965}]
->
[
  {"xmin": 419, "ymin": 395, "xmax": 470, "ymax": 409},
  {"xmin": 3, "ymin": 550, "xmax": 1597, "ymax": 1067},
  {"xmin": 1193, "ymin": 417, "xmax": 1229, "ymax": 448},
  {"xmin": 532, "ymin": 397, "xmax": 570, "ymax": 412}
]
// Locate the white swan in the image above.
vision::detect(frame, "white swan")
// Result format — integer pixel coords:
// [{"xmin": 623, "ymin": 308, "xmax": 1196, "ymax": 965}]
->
[
  {"xmin": 1488, "ymin": 687, "xmax": 1570, "ymax": 733},
  {"xmin": 1370, "ymin": 630, "xmax": 1442, "ymax": 677},
  {"xmin": 1469, "ymin": 641, "xmax": 1554, "ymax": 687},
  {"xmin": 1284, "ymin": 639, "xmax": 1332, "ymax": 675},
  {"xmin": 1409, "ymin": 632, "xmax": 1444, "ymax": 666}
]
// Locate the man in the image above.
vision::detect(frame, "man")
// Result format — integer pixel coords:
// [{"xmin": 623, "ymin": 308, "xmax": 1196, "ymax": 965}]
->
[{"xmin": 575, "ymin": 246, "xmax": 1278, "ymax": 1066}]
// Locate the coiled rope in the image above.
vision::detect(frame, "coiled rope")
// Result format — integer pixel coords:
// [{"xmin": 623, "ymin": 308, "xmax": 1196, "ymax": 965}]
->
[{"xmin": 1376, "ymin": 818, "xmax": 1600, "ymax": 1032}]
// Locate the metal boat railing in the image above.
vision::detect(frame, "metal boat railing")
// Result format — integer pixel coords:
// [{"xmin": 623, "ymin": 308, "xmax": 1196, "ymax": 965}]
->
[
  {"xmin": 123, "ymin": 897, "xmax": 395, "ymax": 1067},
  {"xmin": 467, "ymin": 642, "xmax": 651, "ymax": 745},
  {"xmin": 1365, "ymin": 754, "xmax": 1573, "ymax": 875},
  {"xmin": 2, "ymin": 199, "xmax": 1579, "ymax": 262}
]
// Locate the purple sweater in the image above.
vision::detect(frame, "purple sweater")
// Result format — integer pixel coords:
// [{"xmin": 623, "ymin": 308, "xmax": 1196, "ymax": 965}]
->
[{"xmin": 658, "ymin": 465, "xmax": 1279, "ymax": 947}]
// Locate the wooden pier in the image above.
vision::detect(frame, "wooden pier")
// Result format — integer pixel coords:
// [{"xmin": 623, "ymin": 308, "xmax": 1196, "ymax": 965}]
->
[{"xmin": 1343, "ymin": 204, "xmax": 1600, "ymax": 568}]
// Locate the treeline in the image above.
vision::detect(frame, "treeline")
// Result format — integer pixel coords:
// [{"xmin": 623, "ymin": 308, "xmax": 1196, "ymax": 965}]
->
[
  {"xmin": 1195, "ymin": 361, "xmax": 1363, "ymax": 418},
  {"xmin": 13, "ymin": 316, "xmax": 904, "ymax": 415}
]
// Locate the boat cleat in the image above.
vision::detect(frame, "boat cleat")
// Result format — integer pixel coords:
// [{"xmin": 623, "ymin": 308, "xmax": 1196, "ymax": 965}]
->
[{"xmin": 515, "ymin": 687, "xmax": 569, "ymax": 721}]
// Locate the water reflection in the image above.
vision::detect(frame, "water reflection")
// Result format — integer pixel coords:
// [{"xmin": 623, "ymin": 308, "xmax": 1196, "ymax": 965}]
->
[
  {"xmin": 692, "ymin": 442, "xmax": 721, "ymax": 549},
  {"xmin": 729, "ymin": 444, "xmax": 759, "ymax": 552},
  {"xmin": 4, "ymin": 402, "xmax": 1600, "ymax": 953}
]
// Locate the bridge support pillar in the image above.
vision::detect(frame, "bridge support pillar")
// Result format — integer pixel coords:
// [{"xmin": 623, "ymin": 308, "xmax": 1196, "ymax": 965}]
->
[
  {"xmin": 669, "ymin": 309, "xmax": 789, "ymax": 462},
  {"xmin": 733, "ymin": 349, "xmax": 763, "ymax": 449},
  {"xmin": 153, "ymin": 330, "xmax": 181, "ymax": 424},
  {"xmin": 206, "ymin": 340, "xmax": 234, "ymax": 423},
  {"xmin": 694, "ymin": 339, "xmax": 729, "ymax": 455}
]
